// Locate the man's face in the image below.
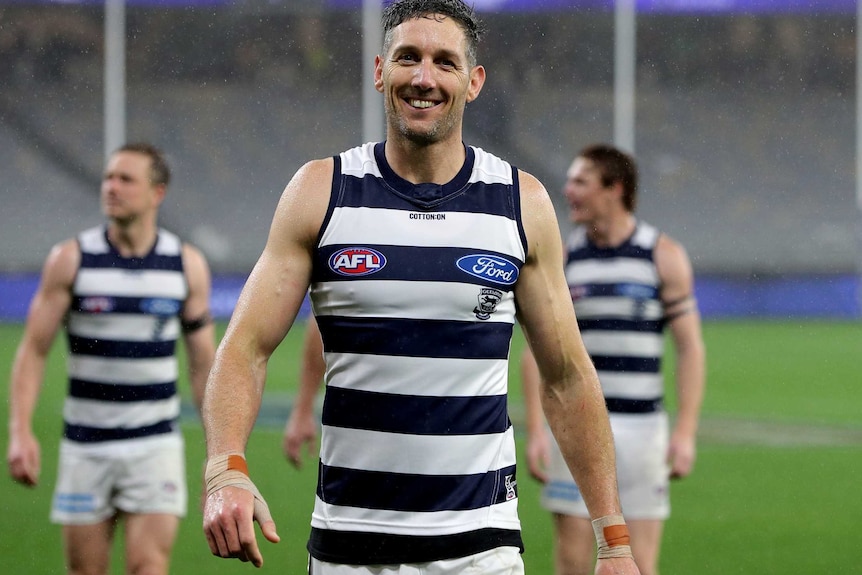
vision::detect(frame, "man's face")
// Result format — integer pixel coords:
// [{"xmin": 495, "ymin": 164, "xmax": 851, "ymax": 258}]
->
[
  {"xmin": 375, "ymin": 14, "xmax": 484, "ymax": 146},
  {"xmin": 100, "ymin": 151, "xmax": 163, "ymax": 223},
  {"xmin": 562, "ymin": 157, "xmax": 615, "ymax": 225}
]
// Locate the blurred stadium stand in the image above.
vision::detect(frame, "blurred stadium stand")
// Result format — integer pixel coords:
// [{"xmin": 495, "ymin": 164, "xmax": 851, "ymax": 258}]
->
[{"xmin": 1, "ymin": 4, "xmax": 859, "ymax": 316}]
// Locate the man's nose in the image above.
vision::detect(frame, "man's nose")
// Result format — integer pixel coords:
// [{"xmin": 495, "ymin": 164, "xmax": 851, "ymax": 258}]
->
[{"xmin": 412, "ymin": 59, "xmax": 436, "ymax": 89}]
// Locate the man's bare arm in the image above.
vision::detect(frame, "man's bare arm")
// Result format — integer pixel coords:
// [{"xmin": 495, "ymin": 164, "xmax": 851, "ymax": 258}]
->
[
  {"xmin": 201, "ymin": 158, "xmax": 332, "ymax": 568},
  {"xmin": 514, "ymin": 171, "xmax": 639, "ymax": 573},
  {"xmin": 514, "ymin": 171, "xmax": 619, "ymax": 518},
  {"xmin": 656, "ymin": 235, "xmax": 706, "ymax": 479},
  {"xmin": 7, "ymin": 240, "xmax": 77, "ymax": 487},
  {"xmin": 181, "ymin": 243, "xmax": 216, "ymax": 413}
]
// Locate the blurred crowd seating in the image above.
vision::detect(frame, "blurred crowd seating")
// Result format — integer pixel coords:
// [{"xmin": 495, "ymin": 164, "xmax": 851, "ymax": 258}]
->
[{"xmin": 0, "ymin": 6, "xmax": 856, "ymax": 274}]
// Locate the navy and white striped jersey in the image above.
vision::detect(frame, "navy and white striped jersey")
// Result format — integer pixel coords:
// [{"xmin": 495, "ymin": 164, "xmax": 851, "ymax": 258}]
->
[
  {"xmin": 564, "ymin": 221, "xmax": 666, "ymax": 413},
  {"xmin": 307, "ymin": 142, "xmax": 527, "ymax": 564},
  {"xmin": 63, "ymin": 226, "xmax": 187, "ymax": 445}
]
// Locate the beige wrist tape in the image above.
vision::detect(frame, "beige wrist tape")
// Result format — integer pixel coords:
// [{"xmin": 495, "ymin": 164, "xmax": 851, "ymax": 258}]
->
[
  {"xmin": 592, "ymin": 513, "xmax": 634, "ymax": 560},
  {"xmin": 205, "ymin": 452, "xmax": 273, "ymax": 524}
]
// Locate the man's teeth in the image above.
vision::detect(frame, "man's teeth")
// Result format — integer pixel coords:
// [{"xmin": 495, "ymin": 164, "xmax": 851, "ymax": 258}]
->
[{"xmin": 410, "ymin": 99, "xmax": 435, "ymax": 109}]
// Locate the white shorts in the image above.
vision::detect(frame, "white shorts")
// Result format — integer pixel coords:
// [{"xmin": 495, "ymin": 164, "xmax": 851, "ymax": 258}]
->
[
  {"xmin": 51, "ymin": 434, "xmax": 187, "ymax": 524},
  {"xmin": 308, "ymin": 546, "xmax": 524, "ymax": 575},
  {"xmin": 541, "ymin": 411, "xmax": 670, "ymax": 520}
]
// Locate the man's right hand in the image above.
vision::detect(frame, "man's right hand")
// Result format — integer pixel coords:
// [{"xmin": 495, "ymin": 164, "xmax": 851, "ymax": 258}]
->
[
  {"xmin": 596, "ymin": 557, "xmax": 642, "ymax": 575},
  {"xmin": 525, "ymin": 428, "xmax": 550, "ymax": 484},
  {"xmin": 282, "ymin": 409, "xmax": 318, "ymax": 469},
  {"xmin": 7, "ymin": 432, "xmax": 40, "ymax": 487},
  {"xmin": 203, "ymin": 485, "xmax": 280, "ymax": 568}
]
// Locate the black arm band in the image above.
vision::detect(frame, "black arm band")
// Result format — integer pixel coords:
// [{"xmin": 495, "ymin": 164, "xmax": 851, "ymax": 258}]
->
[
  {"xmin": 664, "ymin": 308, "xmax": 694, "ymax": 323},
  {"xmin": 663, "ymin": 294, "xmax": 693, "ymax": 309},
  {"xmin": 663, "ymin": 295, "xmax": 696, "ymax": 323},
  {"xmin": 181, "ymin": 312, "xmax": 212, "ymax": 333}
]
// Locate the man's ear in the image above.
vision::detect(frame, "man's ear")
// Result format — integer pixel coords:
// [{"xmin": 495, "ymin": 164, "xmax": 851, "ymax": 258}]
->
[
  {"xmin": 374, "ymin": 55, "xmax": 384, "ymax": 93},
  {"xmin": 466, "ymin": 65, "xmax": 486, "ymax": 103},
  {"xmin": 609, "ymin": 180, "xmax": 625, "ymax": 202},
  {"xmin": 153, "ymin": 183, "xmax": 167, "ymax": 207}
]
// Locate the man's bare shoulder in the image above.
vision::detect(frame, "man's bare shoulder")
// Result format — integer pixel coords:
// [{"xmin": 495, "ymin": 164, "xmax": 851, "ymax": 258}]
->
[
  {"xmin": 515, "ymin": 169, "xmax": 548, "ymax": 201},
  {"xmin": 180, "ymin": 242, "xmax": 211, "ymax": 285},
  {"xmin": 47, "ymin": 238, "xmax": 81, "ymax": 271},
  {"xmin": 181, "ymin": 242, "xmax": 208, "ymax": 266},
  {"xmin": 265, "ymin": 157, "xmax": 336, "ymax": 250},
  {"xmin": 655, "ymin": 232, "xmax": 692, "ymax": 268},
  {"xmin": 36, "ymin": 237, "xmax": 80, "ymax": 290},
  {"xmin": 515, "ymin": 169, "xmax": 559, "ymax": 250},
  {"xmin": 286, "ymin": 157, "xmax": 335, "ymax": 194},
  {"xmin": 655, "ymin": 232, "xmax": 694, "ymax": 289}
]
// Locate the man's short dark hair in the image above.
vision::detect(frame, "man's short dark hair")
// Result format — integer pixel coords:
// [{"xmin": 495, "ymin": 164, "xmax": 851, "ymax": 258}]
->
[
  {"xmin": 116, "ymin": 142, "xmax": 171, "ymax": 187},
  {"xmin": 382, "ymin": 0, "xmax": 485, "ymax": 67},
  {"xmin": 579, "ymin": 143, "xmax": 639, "ymax": 212}
]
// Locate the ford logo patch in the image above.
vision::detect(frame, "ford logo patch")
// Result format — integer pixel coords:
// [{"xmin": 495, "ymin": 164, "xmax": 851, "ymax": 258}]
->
[
  {"xmin": 456, "ymin": 254, "xmax": 519, "ymax": 285},
  {"xmin": 329, "ymin": 247, "xmax": 387, "ymax": 276},
  {"xmin": 140, "ymin": 298, "xmax": 181, "ymax": 316}
]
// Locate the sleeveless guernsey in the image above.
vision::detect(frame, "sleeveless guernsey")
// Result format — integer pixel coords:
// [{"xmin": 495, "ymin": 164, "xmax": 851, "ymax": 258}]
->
[
  {"xmin": 307, "ymin": 142, "xmax": 527, "ymax": 564},
  {"xmin": 63, "ymin": 226, "xmax": 187, "ymax": 444},
  {"xmin": 564, "ymin": 221, "xmax": 665, "ymax": 412}
]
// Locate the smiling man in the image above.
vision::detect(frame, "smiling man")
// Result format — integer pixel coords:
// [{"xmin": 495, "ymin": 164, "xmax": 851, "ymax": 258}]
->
[{"xmin": 201, "ymin": 2, "xmax": 639, "ymax": 574}]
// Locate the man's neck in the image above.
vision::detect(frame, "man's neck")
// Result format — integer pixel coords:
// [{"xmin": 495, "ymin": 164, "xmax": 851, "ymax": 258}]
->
[
  {"xmin": 107, "ymin": 220, "xmax": 158, "ymax": 258},
  {"xmin": 384, "ymin": 137, "xmax": 466, "ymax": 185},
  {"xmin": 586, "ymin": 213, "xmax": 636, "ymax": 248}
]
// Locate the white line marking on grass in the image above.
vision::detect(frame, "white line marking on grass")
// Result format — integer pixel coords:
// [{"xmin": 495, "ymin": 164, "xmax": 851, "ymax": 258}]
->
[{"xmin": 182, "ymin": 400, "xmax": 862, "ymax": 447}]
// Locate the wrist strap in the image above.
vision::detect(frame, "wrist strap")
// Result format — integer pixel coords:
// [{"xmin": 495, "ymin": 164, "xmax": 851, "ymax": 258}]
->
[{"xmin": 592, "ymin": 513, "xmax": 634, "ymax": 560}]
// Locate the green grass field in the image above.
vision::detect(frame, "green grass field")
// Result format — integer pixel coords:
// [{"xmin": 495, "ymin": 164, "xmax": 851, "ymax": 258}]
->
[{"xmin": 1, "ymin": 319, "xmax": 860, "ymax": 573}]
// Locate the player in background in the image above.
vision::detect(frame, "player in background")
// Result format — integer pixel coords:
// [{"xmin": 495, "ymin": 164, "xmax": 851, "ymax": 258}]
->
[
  {"xmin": 521, "ymin": 143, "xmax": 706, "ymax": 575},
  {"xmin": 7, "ymin": 142, "xmax": 216, "ymax": 575}
]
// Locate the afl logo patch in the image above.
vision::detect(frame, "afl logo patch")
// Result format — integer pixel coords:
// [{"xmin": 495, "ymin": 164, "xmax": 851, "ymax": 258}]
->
[
  {"xmin": 329, "ymin": 247, "xmax": 387, "ymax": 277},
  {"xmin": 570, "ymin": 285, "xmax": 588, "ymax": 302},
  {"xmin": 80, "ymin": 296, "xmax": 115, "ymax": 313},
  {"xmin": 456, "ymin": 254, "xmax": 519, "ymax": 285}
]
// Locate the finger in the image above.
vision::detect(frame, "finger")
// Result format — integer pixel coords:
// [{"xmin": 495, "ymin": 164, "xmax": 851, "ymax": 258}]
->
[
  {"xmin": 260, "ymin": 519, "xmax": 281, "ymax": 544},
  {"xmin": 671, "ymin": 467, "xmax": 690, "ymax": 479},
  {"xmin": 281, "ymin": 430, "xmax": 293, "ymax": 463},
  {"xmin": 203, "ymin": 525, "xmax": 220, "ymax": 556},
  {"xmin": 30, "ymin": 451, "xmax": 41, "ymax": 481},
  {"xmin": 23, "ymin": 468, "xmax": 39, "ymax": 486},
  {"xmin": 538, "ymin": 449, "xmax": 551, "ymax": 483},
  {"xmin": 253, "ymin": 495, "xmax": 280, "ymax": 545},
  {"xmin": 671, "ymin": 460, "xmax": 692, "ymax": 479},
  {"xmin": 204, "ymin": 493, "xmax": 242, "ymax": 559},
  {"xmin": 10, "ymin": 460, "xmax": 38, "ymax": 487},
  {"xmin": 206, "ymin": 522, "xmax": 233, "ymax": 559},
  {"xmin": 287, "ymin": 443, "xmax": 302, "ymax": 469},
  {"xmin": 534, "ymin": 468, "xmax": 548, "ymax": 484},
  {"xmin": 284, "ymin": 432, "xmax": 303, "ymax": 468},
  {"xmin": 238, "ymin": 518, "xmax": 264, "ymax": 567},
  {"xmin": 527, "ymin": 460, "xmax": 545, "ymax": 483},
  {"xmin": 239, "ymin": 494, "xmax": 280, "ymax": 567},
  {"xmin": 669, "ymin": 459, "xmax": 687, "ymax": 479},
  {"xmin": 204, "ymin": 522, "xmax": 235, "ymax": 560}
]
